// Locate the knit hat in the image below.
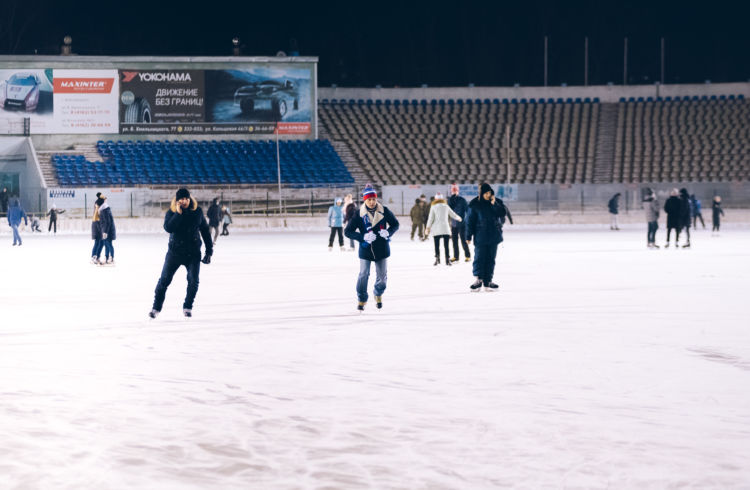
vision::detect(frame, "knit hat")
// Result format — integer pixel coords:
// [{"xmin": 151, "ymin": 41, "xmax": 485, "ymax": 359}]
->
[
  {"xmin": 434, "ymin": 192, "xmax": 444, "ymax": 200},
  {"xmin": 362, "ymin": 183, "xmax": 377, "ymax": 200},
  {"xmin": 176, "ymin": 188, "xmax": 191, "ymax": 200},
  {"xmin": 450, "ymin": 183, "xmax": 459, "ymax": 195},
  {"xmin": 480, "ymin": 182, "xmax": 494, "ymax": 197}
]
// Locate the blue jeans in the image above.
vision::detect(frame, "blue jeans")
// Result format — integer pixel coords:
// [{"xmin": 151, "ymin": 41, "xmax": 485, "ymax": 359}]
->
[
  {"xmin": 472, "ymin": 242, "xmax": 499, "ymax": 283},
  {"xmin": 91, "ymin": 239, "xmax": 103, "ymax": 258},
  {"xmin": 153, "ymin": 252, "xmax": 202, "ymax": 311},
  {"xmin": 11, "ymin": 224, "xmax": 21, "ymax": 244},
  {"xmin": 356, "ymin": 258, "xmax": 387, "ymax": 302},
  {"xmin": 103, "ymin": 239, "xmax": 114, "ymax": 259}
]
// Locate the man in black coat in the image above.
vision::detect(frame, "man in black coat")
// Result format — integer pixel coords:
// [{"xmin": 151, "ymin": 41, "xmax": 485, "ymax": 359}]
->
[
  {"xmin": 466, "ymin": 183, "xmax": 506, "ymax": 291},
  {"xmin": 447, "ymin": 183, "xmax": 470, "ymax": 262},
  {"xmin": 0, "ymin": 187, "xmax": 9, "ymax": 213},
  {"xmin": 206, "ymin": 197, "xmax": 221, "ymax": 245},
  {"xmin": 663, "ymin": 188, "xmax": 683, "ymax": 248},
  {"xmin": 149, "ymin": 188, "xmax": 213, "ymax": 318}
]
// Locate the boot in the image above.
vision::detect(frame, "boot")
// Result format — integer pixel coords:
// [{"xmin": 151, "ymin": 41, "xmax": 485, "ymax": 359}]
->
[
  {"xmin": 375, "ymin": 296, "xmax": 382, "ymax": 309},
  {"xmin": 357, "ymin": 301, "xmax": 366, "ymax": 311},
  {"xmin": 465, "ymin": 256, "xmax": 472, "ymax": 262},
  {"xmin": 148, "ymin": 309, "xmax": 159, "ymax": 319},
  {"xmin": 484, "ymin": 281, "xmax": 499, "ymax": 291},
  {"xmin": 183, "ymin": 308, "xmax": 192, "ymax": 318},
  {"xmin": 445, "ymin": 256, "xmax": 452, "ymax": 266},
  {"xmin": 470, "ymin": 278, "xmax": 483, "ymax": 291},
  {"xmin": 434, "ymin": 257, "xmax": 440, "ymax": 266}
]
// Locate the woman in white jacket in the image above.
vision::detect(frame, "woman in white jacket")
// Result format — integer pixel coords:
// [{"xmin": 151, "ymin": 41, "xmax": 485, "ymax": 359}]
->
[{"xmin": 426, "ymin": 192, "xmax": 462, "ymax": 266}]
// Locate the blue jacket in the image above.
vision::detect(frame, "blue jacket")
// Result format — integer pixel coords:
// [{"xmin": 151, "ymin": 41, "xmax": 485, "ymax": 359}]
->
[
  {"xmin": 7, "ymin": 200, "xmax": 27, "ymax": 226},
  {"xmin": 327, "ymin": 201, "xmax": 344, "ymax": 227},
  {"xmin": 466, "ymin": 196, "xmax": 507, "ymax": 245},
  {"xmin": 345, "ymin": 203, "xmax": 399, "ymax": 261},
  {"xmin": 447, "ymin": 194, "xmax": 468, "ymax": 228}
]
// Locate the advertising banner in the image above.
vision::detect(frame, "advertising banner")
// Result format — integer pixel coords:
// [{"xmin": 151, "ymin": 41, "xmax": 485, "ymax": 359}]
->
[
  {"xmin": 0, "ymin": 69, "xmax": 54, "ymax": 133},
  {"xmin": 52, "ymin": 69, "xmax": 119, "ymax": 133}
]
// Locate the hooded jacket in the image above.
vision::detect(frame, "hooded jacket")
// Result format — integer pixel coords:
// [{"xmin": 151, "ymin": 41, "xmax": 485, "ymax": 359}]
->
[
  {"xmin": 644, "ymin": 195, "xmax": 659, "ymax": 222},
  {"xmin": 98, "ymin": 202, "xmax": 117, "ymax": 240},
  {"xmin": 664, "ymin": 196, "xmax": 682, "ymax": 229},
  {"xmin": 426, "ymin": 198, "xmax": 462, "ymax": 236},
  {"xmin": 207, "ymin": 199, "xmax": 221, "ymax": 227},
  {"xmin": 345, "ymin": 202, "xmax": 399, "ymax": 261},
  {"xmin": 327, "ymin": 200, "xmax": 344, "ymax": 227},
  {"xmin": 679, "ymin": 189, "xmax": 692, "ymax": 228},
  {"xmin": 164, "ymin": 197, "xmax": 213, "ymax": 260},
  {"xmin": 7, "ymin": 200, "xmax": 27, "ymax": 226},
  {"xmin": 466, "ymin": 190, "xmax": 507, "ymax": 246},
  {"xmin": 447, "ymin": 194, "xmax": 469, "ymax": 227}
]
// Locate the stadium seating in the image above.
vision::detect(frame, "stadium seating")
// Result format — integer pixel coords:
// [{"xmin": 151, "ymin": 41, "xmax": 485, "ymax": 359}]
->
[{"xmin": 52, "ymin": 139, "xmax": 354, "ymax": 187}]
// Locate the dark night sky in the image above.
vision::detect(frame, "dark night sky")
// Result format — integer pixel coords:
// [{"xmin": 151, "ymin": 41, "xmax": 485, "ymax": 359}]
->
[{"xmin": 3, "ymin": 0, "xmax": 749, "ymax": 87}]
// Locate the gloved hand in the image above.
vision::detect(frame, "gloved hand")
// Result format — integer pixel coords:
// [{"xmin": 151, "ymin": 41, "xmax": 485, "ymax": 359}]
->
[
  {"xmin": 102, "ymin": 233, "xmax": 107, "ymax": 239},
  {"xmin": 378, "ymin": 229, "xmax": 389, "ymax": 239},
  {"xmin": 202, "ymin": 252, "xmax": 212, "ymax": 264},
  {"xmin": 364, "ymin": 231, "xmax": 377, "ymax": 243}
]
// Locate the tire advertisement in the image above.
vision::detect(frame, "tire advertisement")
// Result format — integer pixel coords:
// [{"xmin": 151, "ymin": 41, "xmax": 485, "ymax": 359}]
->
[{"xmin": 119, "ymin": 65, "xmax": 312, "ymax": 135}]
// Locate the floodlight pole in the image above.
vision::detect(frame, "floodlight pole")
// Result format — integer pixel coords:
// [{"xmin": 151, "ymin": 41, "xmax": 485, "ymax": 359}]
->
[
  {"xmin": 543, "ymin": 36, "xmax": 548, "ymax": 87},
  {"xmin": 276, "ymin": 124, "xmax": 282, "ymax": 214},
  {"xmin": 505, "ymin": 125, "xmax": 510, "ymax": 186}
]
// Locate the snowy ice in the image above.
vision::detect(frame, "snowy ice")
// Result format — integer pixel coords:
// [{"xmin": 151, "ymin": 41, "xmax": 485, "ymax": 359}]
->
[{"xmin": 1, "ymin": 223, "xmax": 749, "ymax": 488}]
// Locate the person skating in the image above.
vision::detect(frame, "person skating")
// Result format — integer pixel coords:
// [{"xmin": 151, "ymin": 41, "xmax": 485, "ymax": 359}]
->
[
  {"xmin": 327, "ymin": 197, "xmax": 345, "ymax": 251},
  {"xmin": 149, "ymin": 188, "xmax": 213, "ymax": 319},
  {"xmin": 690, "ymin": 194, "xmax": 705, "ymax": 229},
  {"xmin": 98, "ymin": 194, "xmax": 117, "ymax": 265},
  {"xmin": 409, "ymin": 198, "xmax": 424, "ymax": 241},
  {"xmin": 643, "ymin": 188, "xmax": 660, "ymax": 248},
  {"xmin": 608, "ymin": 193, "xmax": 621, "ymax": 230},
  {"xmin": 220, "ymin": 205, "xmax": 232, "ymax": 236},
  {"xmin": 679, "ymin": 188, "xmax": 692, "ymax": 248},
  {"xmin": 0, "ymin": 187, "xmax": 9, "ymax": 214},
  {"xmin": 466, "ymin": 183, "xmax": 506, "ymax": 291},
  {"xmin": 447, "ymin": 183, "xmax": 470, "ymax": 262},
  {"xmin": 206, "ymin": 197, "xmax": 221, "ymax": 245},
  {"xmin": 664, "ymin": 188, "xmax": 682, "ymax": 248},
  {"xmin": 29, "ymin": 214, "xmax": 42, "ymax": 232},
  {"xmin": 90, "ymin": 196, "xmax": 104, "ymax": 264},
  {"xmin": 712, "ymin": 196, "xmax": 725, "ymax": 234},
  {"xmin": 343, "ymin": 193, "xmax": 357, "ymax": 250},
  {"xmin": 344, "ymin": 183, "xmax": 399, "ymax": 311},
  {"xmin": 420, "ymin": 194, "xmax": 430, "ymax": 241},
  {"xmin": 7, "ymin": 199, "xmax": 27, "ymax": 246},
  {"xmin": 46, "ymin": 203, "xmax": 65, "ymax": 233},
  {"xmin": 426, "ymin": 191, "xmax": 462, "ymax": 266}
]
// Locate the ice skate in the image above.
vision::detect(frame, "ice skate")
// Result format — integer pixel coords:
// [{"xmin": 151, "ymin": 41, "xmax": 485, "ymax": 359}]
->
[
  {"xmin": 470, "ymin": 278, "xmax": 483, "ymax": 291},
  {"xmin": 450, "ymin": 257, "xmax": 458, "ymax": 263},
  {"xmin": 106, "ymin": 258, "xmax": 115, "ymax": 265},
  {"xmin": 183, "ymin": 308, "xmax": 192, "ymax": 318},
  {"xmin": 375, "ymin": 296, "xmax": 382, "ymax": 309},
  {"xmin": 682, "ymin": 242, "xmax": 691, "ymax": 248},
  {"xmin": 484, "ymin": 282, "xmax": 499, "ymax": 291},
  {"xmin": 433, "ymin": 257, "xmax": 440, "ymax": 266},
  {"xmin": 664, "ymin": 242, "xmax": 670, "ymax": 248},
  {"xmin": 357, "ymin": 301, "xmax": 366, "ymax": 312},
  {"xmin": 340, "ymin": 246, "xmax": 346, "ymax": 251},
  {"xmin": 148, "ymin": 309, "xmax": 159, "ymax": 319},
  {"xmin": 91, "ymin": 256, "xmax": 101, "ymax": 265},
  {"xmin": 445, "ymin": 259, "xmax": 452, "ymax": 267},
  {"xmin": 465, "ymin": 256, "xmax": 471, "ymax": 262}
]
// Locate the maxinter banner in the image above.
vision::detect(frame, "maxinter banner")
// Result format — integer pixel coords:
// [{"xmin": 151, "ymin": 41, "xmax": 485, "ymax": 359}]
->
[{"xmin": 52, "ymin": 70, "xmax": 119, "ymax": 133}]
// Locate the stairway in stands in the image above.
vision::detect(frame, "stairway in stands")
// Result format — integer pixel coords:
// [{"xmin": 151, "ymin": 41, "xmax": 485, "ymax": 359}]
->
[
  {"xmin": 318, "ymin": 129, "xmax": 373, "ymax": 190},
  {"xmin": 36, "ymin": 144, "xmax": 101, "ymax": 187},
  {"xmin": 593, "ymin": 103, "xmax": 618, "ymax": 183}
]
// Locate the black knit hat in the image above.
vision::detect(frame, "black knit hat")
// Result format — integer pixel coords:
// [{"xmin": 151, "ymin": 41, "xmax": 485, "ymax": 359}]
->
[{"xmin": 176, "ymin": 188, "xmax": 191, "ymax": 200}]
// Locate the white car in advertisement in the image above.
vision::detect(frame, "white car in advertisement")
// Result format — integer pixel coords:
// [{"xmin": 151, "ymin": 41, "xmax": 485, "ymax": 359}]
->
[{"xmin": 0, "ymin": 72, "xmax": 42, "ymax": 112}]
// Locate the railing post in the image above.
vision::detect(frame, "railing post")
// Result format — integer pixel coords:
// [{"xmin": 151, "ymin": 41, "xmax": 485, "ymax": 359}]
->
[
  {"xmin": 581, "ymin": 190, "xmax": 585, "ymax": 214},
  {"xmin": 536, "ymin": 190, "xmax": 540, "ymax": 215}
]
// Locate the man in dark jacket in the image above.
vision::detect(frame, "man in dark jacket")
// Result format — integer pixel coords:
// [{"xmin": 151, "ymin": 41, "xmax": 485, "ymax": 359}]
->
[
  {"xmin": 608, "ymin": 193, "xmax": 621, "ymax": 230},
  {"xmin": 7, "ymin": 199, "xmax": 27, "ymax": 246},
  {"xmin": 664, "ymin": 188, "xmax": 682, "ymax": 248},
  {"xmin": 345, "ymin": 183, "xmax": 399, "ymax": 311},
  {"xmin": 466, "ymin": 183, "xmax": 506, "ymax": 291},
  {"xmin": 206, "ymin": 197, "xmax": 221, "ymax": 245},
  {"xmin": 149, "ymin": 188, "xmax": 213, "ymax": 318},
  {"xmin": 98, "ymin": 195, "xmax": 117, "ymax": 264},
  {"xmin": 679, "ymin": 188, "xmax": 692, "ymax": 248},
  {"xmin": 447, "ymin": 183, "xmax": 470, "ymax": 262},
  {"xmin": 47, "ymin": 204, "xmax": 65, "ymax": 233},
  {"xmin": 0, "ymin": 187, "xmax": 9, "ymax": 213}
]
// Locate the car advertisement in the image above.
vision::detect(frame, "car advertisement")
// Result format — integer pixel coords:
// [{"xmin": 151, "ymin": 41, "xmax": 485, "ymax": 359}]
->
[
  {"xmin": 0, "ymin": 69, "xmax": 54, "ymax": 133},
  {"xmin": 119, "ymin": 69, "xmax": 206, "ymax": 134},
  {"xmin": 52, "ymin": 69, "xmax": 119, "ymax": 133}
]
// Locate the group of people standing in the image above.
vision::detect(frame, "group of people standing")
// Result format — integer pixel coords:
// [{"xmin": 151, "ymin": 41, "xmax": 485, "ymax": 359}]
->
[
  {"xmin": 90, "ymin": 192, "xmax": 117, "ymax": 264},
  {"xmin": 644, "ymin": 188, "xmax": 725, "ymax": 248},
  {"xmin": 206, "ymin": 198, "xmax": 233, "ymax": 245}
]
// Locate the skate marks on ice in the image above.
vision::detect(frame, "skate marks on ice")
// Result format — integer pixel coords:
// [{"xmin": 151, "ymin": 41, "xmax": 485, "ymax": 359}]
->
[{"xmin": 687, "ymin": 347, "xmax": 750, "ymax": 371}]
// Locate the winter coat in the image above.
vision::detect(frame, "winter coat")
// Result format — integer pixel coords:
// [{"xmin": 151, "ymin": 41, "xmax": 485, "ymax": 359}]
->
[
  {"xmin": 207, "ymin": 202, "xmax": 221, "ymax": 227},
  {"xmin": 447, "ymin": 194, "xmax": 469, "ymax": 227},
  {"xmin": 7, "ymin": 200, "xmax": 27, "ymax": 226},
  {"xmin": 426, "ymin": 199, "xmax": 462, "ymax": 236},
  {"xmin": 409, "ymin": 202, "xmax": 423, "ymax": 224},
  {"xmin": 327, "ymin": 201, "xmax": 344, "ymax": 227},
  {"xmin": 47, "ymin": 207, "xmax": 64, "ymax": 221},
  {"xmin": 0, "ymin": 190, "xmax": 8, "ymax": 210},
  {"xmin": 164, "ymin": 197, "xmax": 213, "ymax": 260},
  {"xmin": 712, "ymin": 201, "xmax": 724, "ymax": 223},
  {"xmin": 608, "ymin": 195, "xmax": 620, "ymax": 214},
  {"xmin": 644, "ymin": 197, "xmax": 659, "ymax": 222},
  {"xmin": 421, "ymin": 201, "xmax": 430, "ymax": 225},
  {"xmin": 222, "ymin": 207, "xmax": 232, "ymax": 225},
  {"xmin": 345, "ymin": 202, "xmax": 400, "ymax": 261},
  {"xmin": 344, "ymin": 202, "xmax": 357, "ymax": 225},
  {"xmin": 664, "ymin": 196, "xmax": 682, "ymax": 229},
  {"xmin": 466, "ymin": 196, "xmax": 507, "ymax": 246},
  {"xmin": 679, "ymin": 193, "xmax": 692, "ymax": 229},
  {"xmin": 98, "ymin": 202, "xmax": 117, "ymax": 240},
  {"xmin": 692, "ymin": 197, "xmax": 702, "ymax": 215}
]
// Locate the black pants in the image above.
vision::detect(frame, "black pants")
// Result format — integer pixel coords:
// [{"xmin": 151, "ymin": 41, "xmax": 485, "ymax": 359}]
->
[
  {"xmin": 473, "ymin": 242, "xmax": 499, "ymax": 283},
  {"xmin": 647, "ymin": 221, "xmax": 658, "ymax": 244},
  {"xmin": 152, "ymin": 252, "xmax": 201, "ymax": 311},
  {"xmin": 328, "ymin": 227, "xmax": 343, "ymax": 247},
  {"xmin": 48, "ymin": 219, "xmax": 56, "ymax": 233},
  {"xmin": 221, "ymin": 223, "xmax": 230, "ymax": 235},
  {"xmin": 693, "ymin": 213, "xmax": 705, "ymax": 228},
  {"xmin": 451, "ymin": 225, "xmax": 470, "ymax": 259},
  {"xmin": 666, "ymin": 226, "xmax": 681, "ymax": 242},
  {"xmin": 433, "ymin": 235, "xmax": 450, "ymax": 261}
]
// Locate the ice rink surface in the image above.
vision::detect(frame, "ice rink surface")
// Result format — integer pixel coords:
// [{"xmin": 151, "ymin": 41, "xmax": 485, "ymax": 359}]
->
[{"xmin": 1, "ymin": 223, "xmax": 749, "ymax": 489}]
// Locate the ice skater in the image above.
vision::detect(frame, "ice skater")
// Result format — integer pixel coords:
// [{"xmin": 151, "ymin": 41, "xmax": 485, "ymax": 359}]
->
[
  {"xmin": 344, "ymin": 183, "xmax": 399, "ymax": 311},
  {"xmin": 220, "ymin": 205, "xmax": 232, "ymax": 236},
  {"xmin": 327, "ymin": 197, "xmax": 345, "ymax": 251},
  {"xmin": 98, "ymin": 194, "xmax": 117, "ymax": 265},
  {"xmin": 447, "ymin": 183, "xmax": 470, "ymax": 262},
  {"xmin": 90, "ymin": 196, "xmax": 104, "ymax": 264},
  {"xmin": 0, "ymin": 187, "xmax": 9, "ymax": 214},
  {"xmin": 7, "ymin": 199, "xmax": 27, "ymax": 246},
  {"xmin": 29, "ymin": 214, "xmax": 42, "ymax": 232},
  {"xmin": 608, "ymin": 193, "xmax": 621, "ymax": 230},
  {"xmin": 712, "ymin": 196, "xmax": 725, "ymax": 234},
  {"xmin": 207, "ymin": 197, "xmax": 221, "ymax": 245},
  {"xmin": 664, "ymin": 188, "xmax": 682, "ymax": 248},
  {"xmin": 679, "ymin": 188, "xmax": 692, "ymax": 248},
  {"xmin": 149, "ymin": 188, "xmax": 213, "ymax": 319},
  {"xmin": 47, "ymin": 203, "xmax": 64, "ymax": 233},
  {"xmin": 643, "ymin": 188, "xmax": 660, "ymax": 248},
  {"xmin": 426, "ymin": 191, "xmax": 462, "ymax": 266},
  {"xmin": 690, "ymin": 194, "xmax": 705, "ymax": 229},
  {"xmin": 343, "ymin": 193, "xmax": 356, "ymax": 250},
  {"xmin": 409, "ymin": 198, "xmax": 424, "ymax": 241},
  {"xmin": 466, "ymin": 183, "xmax": 506, "ymax": 291}
]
